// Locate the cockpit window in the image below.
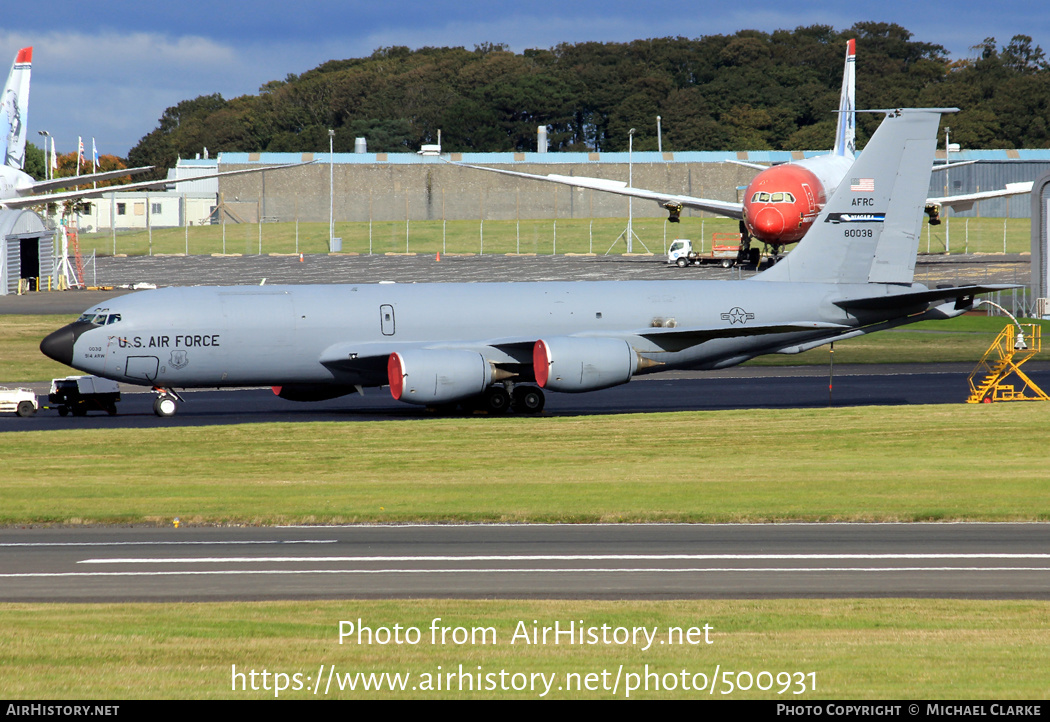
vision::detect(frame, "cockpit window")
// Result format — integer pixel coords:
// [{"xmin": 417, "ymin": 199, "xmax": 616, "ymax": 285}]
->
[
  {"xmin": 76, "ymin": 312, "xmax": 121, "ymax": 325},
  {"xmin": 750, "ymin": 192, "xmax": 796, "ymax": 204}
]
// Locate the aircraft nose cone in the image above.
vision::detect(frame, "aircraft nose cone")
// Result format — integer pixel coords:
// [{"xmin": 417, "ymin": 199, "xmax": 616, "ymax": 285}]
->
[
  {"xmin": 40, "ymin": 322, "xmax": 90, "ymax": 367},
  {"xmin": 751, "ymin": 207, "xmax": 785, "ymax": 240}
]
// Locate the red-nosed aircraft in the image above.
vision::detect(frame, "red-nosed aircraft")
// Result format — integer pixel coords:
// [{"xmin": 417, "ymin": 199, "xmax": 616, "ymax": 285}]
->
[{"xmin": 734, "ymin": 39, "xmax": 857, "ymax": 253}]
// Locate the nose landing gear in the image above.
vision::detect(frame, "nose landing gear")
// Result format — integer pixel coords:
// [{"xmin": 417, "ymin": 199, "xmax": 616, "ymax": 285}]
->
[{"xmin": 152, "ymin": 388, "xmax": 183, "ymax": 417}]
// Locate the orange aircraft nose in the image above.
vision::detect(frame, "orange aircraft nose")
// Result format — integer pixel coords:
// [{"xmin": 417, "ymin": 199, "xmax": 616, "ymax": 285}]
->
[{"xmin": 750, "ymin": 206, "xmax": 785, "ymax": 240}]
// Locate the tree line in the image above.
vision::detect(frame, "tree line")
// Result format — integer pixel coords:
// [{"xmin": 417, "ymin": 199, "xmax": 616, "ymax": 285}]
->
[{"xmin": 33, "ymin": 23, "xmax": 1050, "ymax": 181}]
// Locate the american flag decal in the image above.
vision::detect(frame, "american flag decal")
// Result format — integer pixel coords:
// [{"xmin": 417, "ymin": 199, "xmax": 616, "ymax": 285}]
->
[{"xmin": 850, "ymin": 177, "xmax": 874, "ymax": 192}]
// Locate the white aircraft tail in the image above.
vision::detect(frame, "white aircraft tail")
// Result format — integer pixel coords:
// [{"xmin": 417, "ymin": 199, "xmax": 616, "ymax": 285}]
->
[
  {"xmin": 757, "ymin": 108, "xmax": 952, "ymax": 286},
  {"xmin": 0, "ymin": 47, "xmax": 31, "ymax": 170},
  {"xmin": 832, "ymin": 39, "xmax": 856, "ymax": 159}
]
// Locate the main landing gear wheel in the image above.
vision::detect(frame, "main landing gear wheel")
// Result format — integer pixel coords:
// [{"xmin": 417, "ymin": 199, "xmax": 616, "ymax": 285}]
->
[
  {"xmin": 512, "ymin": 386, "xmax": 545, "ymax": 414},
  {"xmin": 483, "ymin": 387, "xmax": 511, "ymax": 415},
  {"xmin": 153, "ymin": 395, "xmax": 178, "ymax": 418}
]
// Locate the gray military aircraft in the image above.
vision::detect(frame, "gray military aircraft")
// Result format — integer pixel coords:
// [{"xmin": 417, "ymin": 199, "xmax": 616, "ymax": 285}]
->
[{"xmin": 41, "ymin": 108, "xmax": 1011, "ymax": 417}]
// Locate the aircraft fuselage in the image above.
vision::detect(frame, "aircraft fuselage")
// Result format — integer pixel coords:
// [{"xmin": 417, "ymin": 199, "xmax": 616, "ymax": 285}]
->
[{"xmin": 44, "ymin": 278, "xmax": 916, "ymax": 394}]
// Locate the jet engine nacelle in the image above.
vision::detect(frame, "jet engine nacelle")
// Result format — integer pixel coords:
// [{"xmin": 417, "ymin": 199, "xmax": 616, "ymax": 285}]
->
[
  {"xmin": 387, "ymin": 349, "xmax": 493, "ymax": 404},
  {"xmin": 533, "ymin": 337, "xmax": 638, "ymax": 393}
]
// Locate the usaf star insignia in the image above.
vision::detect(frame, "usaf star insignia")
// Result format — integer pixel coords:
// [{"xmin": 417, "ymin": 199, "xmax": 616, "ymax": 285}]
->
[{"xmin": 720, "ymin": 307, "xmax": 755, "ymax": 324}]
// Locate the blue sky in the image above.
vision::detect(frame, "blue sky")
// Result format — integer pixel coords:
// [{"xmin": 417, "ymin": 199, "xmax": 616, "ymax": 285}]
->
[{"xmin": 3, "ymin": 1, "xmax": 1047, "ymax": 158}]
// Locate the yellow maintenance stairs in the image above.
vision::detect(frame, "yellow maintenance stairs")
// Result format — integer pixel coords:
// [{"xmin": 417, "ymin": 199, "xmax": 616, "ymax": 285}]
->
[{"xmin": 966, "ymin": 323, "xmax": 1049, "ymax": 403}]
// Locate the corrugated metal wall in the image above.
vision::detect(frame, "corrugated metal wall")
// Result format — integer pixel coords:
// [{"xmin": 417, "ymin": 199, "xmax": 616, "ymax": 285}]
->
[{"xmin": 0, "ymin": 209, "xmax": 56, "ymax": 296}]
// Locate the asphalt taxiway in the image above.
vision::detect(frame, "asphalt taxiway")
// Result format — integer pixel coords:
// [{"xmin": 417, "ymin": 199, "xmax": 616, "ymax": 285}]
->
[{"xmin": 4, "ymin": 363, "xmax": 1046, "ymax": 430}]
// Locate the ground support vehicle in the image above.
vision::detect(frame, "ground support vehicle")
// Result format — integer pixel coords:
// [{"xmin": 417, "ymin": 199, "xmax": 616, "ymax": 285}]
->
[
  {"xmin": 668, "ymin": 238, "xmax": 757, "ymax": 268},
  {"xmin": 49, "ymin": 376, "xmax": 121, "ymax": 416},
  {"xmin": 0, "ymin": 387, "xmax": 38, "ymax": 417}
]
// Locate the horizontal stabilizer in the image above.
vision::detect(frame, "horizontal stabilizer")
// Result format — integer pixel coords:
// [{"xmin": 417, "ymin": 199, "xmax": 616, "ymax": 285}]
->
[{"xmin": 833, "ymin": 284, "xmax": 1020, "ymax": 312}]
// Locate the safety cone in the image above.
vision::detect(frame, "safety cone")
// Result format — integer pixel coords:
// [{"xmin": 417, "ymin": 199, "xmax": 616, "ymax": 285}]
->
[
  {"xmin": 299, "ymin": 253, "xmax": 304, "ymax": 262},
  {"xmin": 436, "ymin": 252, "xmax": 441, "ymax": 262}
]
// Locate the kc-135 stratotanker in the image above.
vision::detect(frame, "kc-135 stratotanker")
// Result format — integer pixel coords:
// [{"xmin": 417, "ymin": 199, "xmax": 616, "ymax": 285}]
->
[{"xmin": 41, "ymin": 109, "xmax": 1013, "ymax": 417}]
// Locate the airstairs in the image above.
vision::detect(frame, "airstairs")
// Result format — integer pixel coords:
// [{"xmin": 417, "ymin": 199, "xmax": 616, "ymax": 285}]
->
[{"xmin": 966, "ymin": 322, "xmax": 1049, "ymax": 403}]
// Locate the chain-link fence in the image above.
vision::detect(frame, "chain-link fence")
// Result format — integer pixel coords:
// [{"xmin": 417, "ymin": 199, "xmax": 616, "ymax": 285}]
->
[{"xmin": 73, "ymin": 215, "xmax": 1034, "ymax": 259}]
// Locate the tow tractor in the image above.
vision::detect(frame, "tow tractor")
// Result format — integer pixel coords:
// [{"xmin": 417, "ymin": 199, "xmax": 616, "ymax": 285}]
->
[
  {"xmin": 0, "ymin": 387, "xmax": 39, "ymax": 417},
  {"xmin": 48, "ymin": 376, "xmax": 121, "ymax": 416}
]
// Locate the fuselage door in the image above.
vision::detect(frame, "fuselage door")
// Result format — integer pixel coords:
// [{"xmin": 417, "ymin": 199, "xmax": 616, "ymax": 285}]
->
[
  {"xmin": 801, "ymin": 183, "xmax": 817, "ymax": 213},
  {"xmin": 125, "ymin": 355, "xmax": 160, "ymax": 382},
  {"xmin": 380, "ymin": 304, "xmax": 395, "ymax": 336}
]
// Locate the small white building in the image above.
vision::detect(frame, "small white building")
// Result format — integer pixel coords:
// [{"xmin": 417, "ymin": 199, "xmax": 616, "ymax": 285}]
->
[
  {"xmin": 75, "ymin": 158, "xmax": 220, "ymax": 232},
  {"xmin": 79, "ymin": 191, "xmax": 216, "ymax": 232}
]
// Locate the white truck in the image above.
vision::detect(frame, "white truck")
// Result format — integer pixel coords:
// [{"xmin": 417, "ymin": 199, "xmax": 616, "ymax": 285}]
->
[
  {"xmin": 48, "ymin": 376, "xmax": 121, "ymax": 416},
  {"xmin": 668, "ymin": 238, "xmax": 744, "ymax": 268},
  {"xmin": 0, "ymin": 387, "xmax": 39, "ymax": 417}
]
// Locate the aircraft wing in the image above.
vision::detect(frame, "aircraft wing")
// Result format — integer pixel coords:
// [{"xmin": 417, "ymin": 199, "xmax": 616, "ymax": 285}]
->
[
  {"xmin": 723, "ymin": 159, "xmax": 770, "ymax": 171},
  {"xmin": 451, "ymin": 161, "xmax": 744, "ymax": 219},
  {"xmin": 928, "ymin": 181, "xmax": 1033, "ymax": 213},
  {"xmin": 931, "ymin": 160, "xmax": 978, "ymax": 172},
  {"xmin": 318, "ymin": 322, "xmax": 849, "ymax": 373},
  {"xmin": 0, "ymin": 162, "xmax": 313, "ymax": 210},
  {"xmin": 28, "ymin": 166, "xmax": 154, "ymax": 194},
  {"xmin": 632, "ymin": 321, "xmax": 849, "ymax": 353}
]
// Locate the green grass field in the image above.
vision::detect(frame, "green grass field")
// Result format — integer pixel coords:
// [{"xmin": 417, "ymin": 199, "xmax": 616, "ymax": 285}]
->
[
  {"xmin": 0, "ymin": 315, "xmax": 84, "ymax": 382},
  {"xmin": 3, "ymin": 599, "xmax": 1048, "ymax": 699},
  {"xmin": 77, "ymin": 216, "xmax": 1035, "ymax": 258},
  {"xmin": 2, "ymin": 403, "xmax": 1048, "ymax": 525}
]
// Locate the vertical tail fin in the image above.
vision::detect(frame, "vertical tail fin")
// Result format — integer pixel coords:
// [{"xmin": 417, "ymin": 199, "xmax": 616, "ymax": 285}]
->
[
  {"xmin": 832, "ymin": 39, "xmax": 856, "ymax": 159},
  {"xmin": 757, "ymin": 109, "xmax": 953, "ymax": 285},
  {"xmin": 0, "ymin": 47, "xmax": 32, "ymax": 170}
]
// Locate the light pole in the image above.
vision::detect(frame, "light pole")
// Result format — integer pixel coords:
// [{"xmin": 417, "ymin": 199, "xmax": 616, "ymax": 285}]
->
[
  {"xmin": 37, "ymin": 130, "xmax": 51, "ymax": 180},
  {"xmin": 945, "ymin": 126, "xmax": 954, "ymax": 254},
  {"xmin": 328, "ymin": 129, "xmax": 335, "ymax": 249},
  {"xmin": 607, "ymin": 129, "xmax": 647, "ymax": 255},
  {"xmin": 627, "ymin": 128, "xmax": 635, "ymax": 253}
]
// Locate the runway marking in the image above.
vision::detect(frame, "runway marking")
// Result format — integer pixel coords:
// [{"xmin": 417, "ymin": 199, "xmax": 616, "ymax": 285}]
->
[
  {"xmin": 77, "ymin": 553, "xmax": 1050, "ymax": 564},
  {"xmin": 5, "ymin": 567, "xmax": 1050, "ymax": 579},
  {"xmin": 0, "ymin": 540, "xmax": 336, "ymax": 548}
]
